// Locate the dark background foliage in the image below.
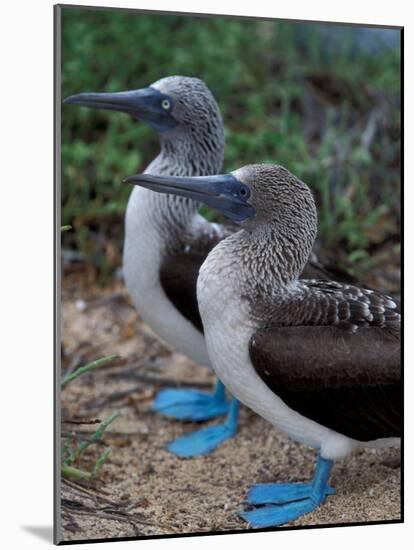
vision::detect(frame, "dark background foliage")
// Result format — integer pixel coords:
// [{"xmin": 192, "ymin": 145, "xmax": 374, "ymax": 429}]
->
[{"xmin": 61, "ymin": 8, "xmax": 401, "ymax": 282}]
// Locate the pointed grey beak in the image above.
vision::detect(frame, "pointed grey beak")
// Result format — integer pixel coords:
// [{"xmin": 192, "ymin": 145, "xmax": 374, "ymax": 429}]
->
[
  {"xmin": 64, "ymin": 88, "xmax": 150, "ymax": 113},
  {"xmin": 123, "ymin": 173, "xmax": 255, "ymax": 223},
  {"xmin": 63, "ymin": 87, "xmax": 176, "ymax": 132}
]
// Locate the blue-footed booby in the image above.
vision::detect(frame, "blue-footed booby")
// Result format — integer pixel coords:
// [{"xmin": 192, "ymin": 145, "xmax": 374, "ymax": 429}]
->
[
  {"xmin": 124, "ymin": 164, "xmax": 401, "ymax": 528},
  {"xmin": 64, "ymin": 76, "xmax": 240, "ymax": 457}
]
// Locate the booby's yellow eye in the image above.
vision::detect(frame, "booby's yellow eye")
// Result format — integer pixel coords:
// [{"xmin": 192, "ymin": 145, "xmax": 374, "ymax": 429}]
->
[{"xmin": 162, "ymin": 99, "xmax": 171, "ymax": 110}]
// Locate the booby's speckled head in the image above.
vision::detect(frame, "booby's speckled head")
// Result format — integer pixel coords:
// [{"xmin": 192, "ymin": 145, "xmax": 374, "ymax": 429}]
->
[
  {"xmin": 63, "ymin": 75, "xmax": 223, "ymax": 137},
  {"xmin": 150, "ymin": 76, "xmax": 223, "ymax": 135},
  {"xmin": 230, "ymin": 164, "xmax": 317, "ymax": 231}
]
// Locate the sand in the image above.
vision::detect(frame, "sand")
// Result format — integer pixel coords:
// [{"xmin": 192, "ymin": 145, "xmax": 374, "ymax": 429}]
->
[{"xmin": 59, "ymin": 276, "xmax": 401, "ymax": 543}]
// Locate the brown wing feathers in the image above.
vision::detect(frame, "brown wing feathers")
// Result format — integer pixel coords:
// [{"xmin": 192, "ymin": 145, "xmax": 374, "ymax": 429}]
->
[
  {"xmin": 301, "ymin": 281, "xmax": 400, "ymax": 332},
  {"xmin": 250, "ymin": 282, "xmax": 401, "ymax": 441},
  {"xmin": 160, "ymin": 250, "xmax": 205, "ymax": 333}
]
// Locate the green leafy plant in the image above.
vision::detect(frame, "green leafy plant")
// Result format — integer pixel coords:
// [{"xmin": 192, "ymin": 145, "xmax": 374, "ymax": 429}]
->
[
  {"xmin": 61, "ymin": 355, "xmax": 120, "ymax": 481},
  {"xmin": 61, "ymin": 10, "xmax": 400, "ymax": 279}
]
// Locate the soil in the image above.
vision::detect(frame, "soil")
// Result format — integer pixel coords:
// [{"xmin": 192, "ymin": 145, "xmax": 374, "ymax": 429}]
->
[{"xmin": 59, "ymin": 270, "xmax": 401, "ymax": 543}]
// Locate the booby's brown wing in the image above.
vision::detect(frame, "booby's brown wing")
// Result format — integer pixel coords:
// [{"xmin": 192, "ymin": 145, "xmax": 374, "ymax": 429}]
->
[
  {"xmin": 160, "ymin": 248, "xmax": 206, "ymax": 334},
  {"xmin": 250, "ymin": 282, "xmax": 401, "ymax": 441},
  {"xmin": 159, "ymin": 223, "xmax": 232, "ymax": 334}
]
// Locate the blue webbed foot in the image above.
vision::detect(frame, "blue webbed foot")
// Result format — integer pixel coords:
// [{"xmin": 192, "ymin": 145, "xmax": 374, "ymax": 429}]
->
[
  {"xmin": 167, "ymin": 398, "xmax": 240, "ymax": 457},
  {"xmin": 240, "ymin": 456, "xmax": 335, "ymax": 528},
  {"xmin": 152, "ymin": 379, "xmax": 229, "ymax": 421},
  {"xmin": 153, "ymin": 388, "xmax": 229, "ymax": 421},
  {"xmin": 240, "ymin": 498, "xmax": 319, "ymax": 528},
  {"xmin": 168, "ymin": 423, "xmax": 236, "ymax": 457},
  {"xmin": 248, "ymin": 481, "xmax": 335, "ymax": 505}
]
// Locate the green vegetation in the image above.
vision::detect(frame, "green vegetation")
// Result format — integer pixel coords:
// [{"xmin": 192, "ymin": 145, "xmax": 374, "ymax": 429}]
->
[
  {"xmin": 61, "ymin": 355, "xmax": 119, "ymax": 481},
  {"xmin": 61, "ymin": 354, "xmax": 118, "ymax": 388},
  {"xmin": 61, "ymin": 8, "xmax": 400, "ymax": 278}
]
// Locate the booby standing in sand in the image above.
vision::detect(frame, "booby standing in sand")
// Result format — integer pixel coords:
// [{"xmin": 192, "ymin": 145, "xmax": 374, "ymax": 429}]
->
[
  {"xmin": 64, "ymin": 76, "xmax": 241, "ymax": 457},
  {"xmin": 125, "ymin": 164, "xmax": 401, "ymax": 527}
]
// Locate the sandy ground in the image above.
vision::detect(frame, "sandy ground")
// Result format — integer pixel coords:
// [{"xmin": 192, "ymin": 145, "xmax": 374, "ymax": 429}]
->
[{"xmin": 59, "ymin": 273, "xmax": 401, "ymax": 543}]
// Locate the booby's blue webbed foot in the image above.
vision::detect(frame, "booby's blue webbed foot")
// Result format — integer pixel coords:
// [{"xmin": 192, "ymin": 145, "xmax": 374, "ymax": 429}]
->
[
  {"xmin": 153, "ymin": 380, "xmax": 229, "ymax": 421},
  {"xmin": 241, "ymin": 456, "xmax": 334, "ymax": 528},
  {"xmin": 167, "ymin": 398, "xmax": 240, "ymax": 457},
  {"xmin": 248, "ymin": 481, "xmax": 335, "ymax": 505}
]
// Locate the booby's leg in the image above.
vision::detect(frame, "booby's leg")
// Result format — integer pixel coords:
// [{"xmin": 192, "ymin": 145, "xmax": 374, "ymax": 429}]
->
[
  {"xmin": 240, "ymin": 456, "xmax": 334, "ymax": 528},
  {"xmin": 152, "ymin": 379, "xmax": 229, "ymax": 421},
  {"xmin": 167, "ymin": 398, "xmax": 240, "ymax": 457}
]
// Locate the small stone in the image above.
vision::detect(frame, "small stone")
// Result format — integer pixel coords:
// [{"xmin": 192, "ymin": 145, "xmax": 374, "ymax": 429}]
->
[{"xmin": 75, "ymin": 299, "xmax": 86, "ymax": 312}]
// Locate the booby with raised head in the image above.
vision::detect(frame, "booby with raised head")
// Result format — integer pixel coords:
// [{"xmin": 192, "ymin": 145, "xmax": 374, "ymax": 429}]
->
[
  {"xmin": 125, "ymin": 164, "xmax": 401, "ymax": 527},
  {"xmin": 64, "ymin": 76, "xmax": 241, "ymax": 457}
]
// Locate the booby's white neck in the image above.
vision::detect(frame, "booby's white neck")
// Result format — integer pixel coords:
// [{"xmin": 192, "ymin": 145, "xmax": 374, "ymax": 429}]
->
[
  {"xmin": 122, "ymin": 185, "xmax": 210, "ymax": 367},
  {"xmin": 121, "ymin": 132, "xmax": 223, "ymax": 368}
]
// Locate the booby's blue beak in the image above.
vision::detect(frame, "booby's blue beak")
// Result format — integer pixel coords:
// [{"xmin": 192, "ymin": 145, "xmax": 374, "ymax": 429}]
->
[
  {"xmin": 63, "ymin": 87, "xmax": 177, "ymax": 132},
  {"xmin": 123, "ymin": 173, "xmax": 256, "ymax": 223}
]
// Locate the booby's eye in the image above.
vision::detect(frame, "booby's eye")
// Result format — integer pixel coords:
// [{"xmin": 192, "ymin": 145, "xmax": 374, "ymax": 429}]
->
[
  {"xmin": 239, "ymin": 187, "xmax": 248, "ymax": 197},
  {"xmin": 161, "ymin": 99, "xmax": 171, "ymax": 110}
]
